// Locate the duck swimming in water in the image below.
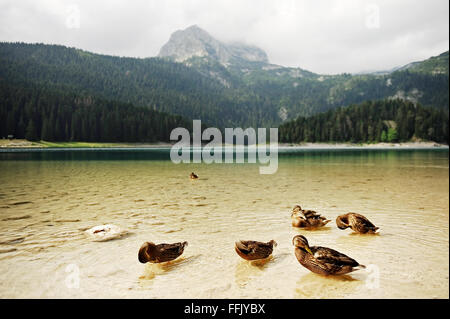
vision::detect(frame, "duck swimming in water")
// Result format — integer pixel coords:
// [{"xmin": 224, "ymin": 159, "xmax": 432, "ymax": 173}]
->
[
  {"xmin": 336, "ymin": 213, "xmax": 379, "ymax": 234},
  {"xmin": 291, "ymin": 205, "xmax": 331, "ymax": 228},
  {"xmin": 190, "ymin": 172, "xmax": 198, "ymax": 180},
  {"xmin": 235, "ymin": 240, "xmax": 277, "ymax": 261},
  {"xmin": 138, "ymin": 241, "xmax": 188, "ymax": 263},
  {"xmin": 292, "ymin": 235, "xmax": 365, "ymax": 276}
]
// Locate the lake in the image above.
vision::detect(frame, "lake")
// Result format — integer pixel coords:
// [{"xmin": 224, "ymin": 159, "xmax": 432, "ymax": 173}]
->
[{"xmin": 0, "ymin": 148, "xmax": 448, "ymax": 298}]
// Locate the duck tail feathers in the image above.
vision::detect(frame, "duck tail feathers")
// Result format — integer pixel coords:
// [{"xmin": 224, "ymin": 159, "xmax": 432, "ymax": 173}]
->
[{"xmin": 357, "ymin": 264, "xmax": 366, "ymax": 269}]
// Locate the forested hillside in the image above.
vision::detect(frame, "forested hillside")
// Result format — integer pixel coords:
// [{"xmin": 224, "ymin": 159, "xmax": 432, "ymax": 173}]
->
[
  {"xmin": 395, "ymin": 51, "xmax": 449, "ymax": 74},
  {"xmin": 0, "ymin": 42, "xmax": 448, "ymax": 130},
  {"xmin": 279, "ymin": 99, "xmax": 449, "ymax": 144},
  {"xmin": 0, "ymin": 43, "xmax": 270, "ymax": 129},
  {"xmin": 0, "ymin": 82, "xmax": 191, "ymax": 142}
]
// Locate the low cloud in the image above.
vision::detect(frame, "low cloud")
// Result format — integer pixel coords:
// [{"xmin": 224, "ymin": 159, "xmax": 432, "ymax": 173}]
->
[{"xmin": 0, "ymin": 0, "xmax": 448, "ymax": 74}]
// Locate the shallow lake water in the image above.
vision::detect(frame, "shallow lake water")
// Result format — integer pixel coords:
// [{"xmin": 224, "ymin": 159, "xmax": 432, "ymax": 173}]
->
[{"xmin": 0, "ymin": 148, "xmax": 448, "ymax": 298}]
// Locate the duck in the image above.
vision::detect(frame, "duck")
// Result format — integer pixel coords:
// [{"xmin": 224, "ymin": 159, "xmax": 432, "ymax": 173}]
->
[
  {"xmin": 292, "ymin": 235, "xmax": 365, "ymax": 276},
  {"xmin": 190, "ymin": 172, "xmax": 198, "ymax": 180},
  {"xmin": 235, "ymin": 240, "xmax": 277, "ymax": 261},
  {"xmin": 336, "ymin": 213, "xmax": 379, "ymax": 234},
  {"xmin": 291, "ymin": 205, "xmax": 331, "ymax": 228},
  {"xmin": 138, "ymin": 241, "xmax": 188, "ymax": 263}
]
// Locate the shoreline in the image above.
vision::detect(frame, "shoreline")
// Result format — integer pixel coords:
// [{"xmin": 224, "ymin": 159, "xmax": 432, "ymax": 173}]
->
[
  {"xmin": 278, "ymin": 141, "xmax": 448, "ymax": 149},
  {"xmin": 0, "ymin": 140, "xmax": 174, "ymax": 149},
  {"xmin": 0, "ymin": 139, "xmax": 448, "ymax": 150}
]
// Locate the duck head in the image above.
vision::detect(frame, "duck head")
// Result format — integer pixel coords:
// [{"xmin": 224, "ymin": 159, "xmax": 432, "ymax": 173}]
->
[
  {"xmin": 292, "ymin": 235, "xmax": 313, "ymax": 255},
  {"xmin": 138, "ymin": 242, "xmax": 156, "ymax": 263},
  {"xmin": 336, "ymin": 215, "xmax": 350, "ymax": 230},
  {"xmin": 269, "ymin": 240, "xmax": 278, "ymax": 247},
  {"xmin": 291, "ymin": 205, "xmax": 302, "ymax": 217}
]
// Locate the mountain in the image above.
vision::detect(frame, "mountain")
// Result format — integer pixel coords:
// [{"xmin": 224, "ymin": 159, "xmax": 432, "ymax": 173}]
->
[
  {"xmin": 0, "ymin": 26, "xmax": 448, "ymax": 133},
  {"xmin": 157, "ymin": 25, "xmax": 448, "ymax": 121},
  {"xmin": 356, "ymin": 51, "xmax": 449, "ymax": 75},
  {"xmin": 158, "ymin": 25, "xmax": 317, "ymax": 86},
  {"xmin": 395, "ymin": 51, "xmax": 449, "ymax": 74},
  {"xmin": 158, "ymin": 25, "xmax": 268, "ymax": 65}
]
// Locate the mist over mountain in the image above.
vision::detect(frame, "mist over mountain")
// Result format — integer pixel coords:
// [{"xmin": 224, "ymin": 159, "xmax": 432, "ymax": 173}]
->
[
  {"xmin": 158, "ymin": 25, "xmax": 268, "ymax": 65},
  {"xmin": 156, "ymin": 26, "xmax": 448, "ymax": 121}
]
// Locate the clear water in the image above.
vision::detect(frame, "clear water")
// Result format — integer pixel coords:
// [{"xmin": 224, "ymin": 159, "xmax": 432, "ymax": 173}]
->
[{"xmin": 0, "ymin": 148, "xmax": 448, "ymax": 298}]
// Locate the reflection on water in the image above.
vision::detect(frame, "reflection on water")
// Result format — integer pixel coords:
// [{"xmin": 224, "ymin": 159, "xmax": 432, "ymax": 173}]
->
[
  {"xmin": 295, "ymin": 272, "xmax": 364, "ymax": 299},
  {"xmin": 0, "ymin": 148, "xmax": 448, "ymax": 298},
  {"xmin": 139, "ymin": 255, "xmax": 200, "ymax": 284}
]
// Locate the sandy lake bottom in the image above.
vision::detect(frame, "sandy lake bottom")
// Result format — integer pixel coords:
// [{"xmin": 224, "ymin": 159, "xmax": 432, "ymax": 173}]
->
[{"xmin": 0, "ymin": 149, "xmax": 448, "ymax": 298}]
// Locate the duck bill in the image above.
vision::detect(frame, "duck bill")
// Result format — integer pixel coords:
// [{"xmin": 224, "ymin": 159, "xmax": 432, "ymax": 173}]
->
[{"xmin": 305, "ymin": 247, "xmax": 313, "ymax": 255}]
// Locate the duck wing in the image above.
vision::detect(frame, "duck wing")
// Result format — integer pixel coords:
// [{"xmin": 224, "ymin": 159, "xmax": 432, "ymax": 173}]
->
[
  {"xmin": 302, "ymin": 210, "xmax": 320, "ymax": 218},
  {"xmin": 303, "ymin": 210, "xmax": 328, "ymax": 222},
  {"xmin": 235, "ymin": 240, "xmax": 265, "ymax": 253},
  {"xmin": 255, "ymin": 243, "xmax": 273, "ymax": 256},
  {"xmin": 311, "ymin": 246, "xmax": 359, "ymax": 267},
  {"xmin": 156, "ymin": 242, "xmax": 187, "ymax": 261},
  {"xmin": 292, "ymin": 216, "xmax": 310, "ymax": 227},
  {"xmin": 235, "ymin": 241, "xmax": 272, "ymax": 258},
  {"xmin": 301, "ymin": 250, "xmax": 344, "ymax": 275},
  {"xmin": 351, "ymin": 213, "xmax": 375, "ymax": 226},
  {"xmin": 349, "ymin": 213, "xmax": 378, "ymax": 232}
]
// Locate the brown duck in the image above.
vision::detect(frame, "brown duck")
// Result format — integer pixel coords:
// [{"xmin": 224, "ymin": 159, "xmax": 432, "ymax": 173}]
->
[
  {"xmin": 190, "ymin": 172, "xmax": 198, "ymax": 180},
  {"xmin": 138, "ymin": 241, "xmax": 188, "ymax": 263},
  {"xmin": 235, "ymin": 240, "xmax": 277, "ymax": 261},
  {"xmin": 336, "ymin": 213, "xmax": 379, "ymax": 234},
  {"xmin": 291, "ymin": 205, "xmax": 331, "ymax": 228},
  {"xmin": 292, "ymin": 235, "xmax": 365, "ymax": 276}
]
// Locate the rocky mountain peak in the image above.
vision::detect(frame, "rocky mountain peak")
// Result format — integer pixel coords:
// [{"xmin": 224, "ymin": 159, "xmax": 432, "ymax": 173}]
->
[{"xmin": 158, "ymin": 25, "xmax": 268, "ymax": 65}]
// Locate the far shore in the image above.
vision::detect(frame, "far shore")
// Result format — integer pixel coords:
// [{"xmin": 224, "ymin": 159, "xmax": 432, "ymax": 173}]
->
[
  {"xmin": 0, "ymin": 140, "xmax": 174, "ymax": 149},
  {"xmin": 0, "ymin": 139, "xmax": 448, "ymax": 149},
  {"xmin": 278, "ymin": 141, "xmax": 448, "ymax": 149}
]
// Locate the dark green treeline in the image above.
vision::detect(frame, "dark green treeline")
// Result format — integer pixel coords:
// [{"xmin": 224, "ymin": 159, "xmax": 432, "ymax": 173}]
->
[
  {"xmin": 0, "ymin": 82, "xmax": 191, "ymax": 142},
  {"xmin": 279, "ymin": 99, "xmax": 449, "ymax": 144}
]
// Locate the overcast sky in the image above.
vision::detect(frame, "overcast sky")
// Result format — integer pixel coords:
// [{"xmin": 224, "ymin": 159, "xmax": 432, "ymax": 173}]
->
[{"xmin": 0, "ymin": 0, "xmax": 448, "ymax": 74}]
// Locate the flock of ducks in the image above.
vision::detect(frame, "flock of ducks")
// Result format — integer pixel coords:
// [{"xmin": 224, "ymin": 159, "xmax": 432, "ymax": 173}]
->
[{"xmin": 137, "ymin": 172, "xmax": 379, "ymax": 277}]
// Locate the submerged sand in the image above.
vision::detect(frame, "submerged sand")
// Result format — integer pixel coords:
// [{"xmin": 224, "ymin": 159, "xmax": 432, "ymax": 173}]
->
[{"xmin": 0, "ymin": 149, "xmax": 448, "ymax": 298}]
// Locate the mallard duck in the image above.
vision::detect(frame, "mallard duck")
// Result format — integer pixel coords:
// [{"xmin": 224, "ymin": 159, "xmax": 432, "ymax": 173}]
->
[
  {"xmin": 292, "ymin": 205, "xmax": 317, "ymax": 217},
  {"xmin": 291, "ymin": 205, "xmax": 331, "ymax": 228},
  {"xmin": 292, "ymin": 235, "xmax": 365, "ymax": 276},
  {"xmin": 336, "ymin": 213, "xmax": 379, "ymax": 234},
  {"xmin": 138, "ymin": 241, "xmax": 188, "ymax": 263},
  {"xmin": 235, "ymin": 240, "xmax": 277, "ymax": 260},
  {"xmin": 190, "ymin": 172, "xmax": 198, "ymax": 180}
]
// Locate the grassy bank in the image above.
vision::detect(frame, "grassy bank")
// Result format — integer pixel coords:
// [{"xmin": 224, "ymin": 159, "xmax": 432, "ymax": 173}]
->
[
  {"xmin": 0, "ymin": 139, "xmax": 172, "ymax": 148},
  {"xmin": 1, "ymin": 139, "xmax": 448, "ymax": 149}
]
